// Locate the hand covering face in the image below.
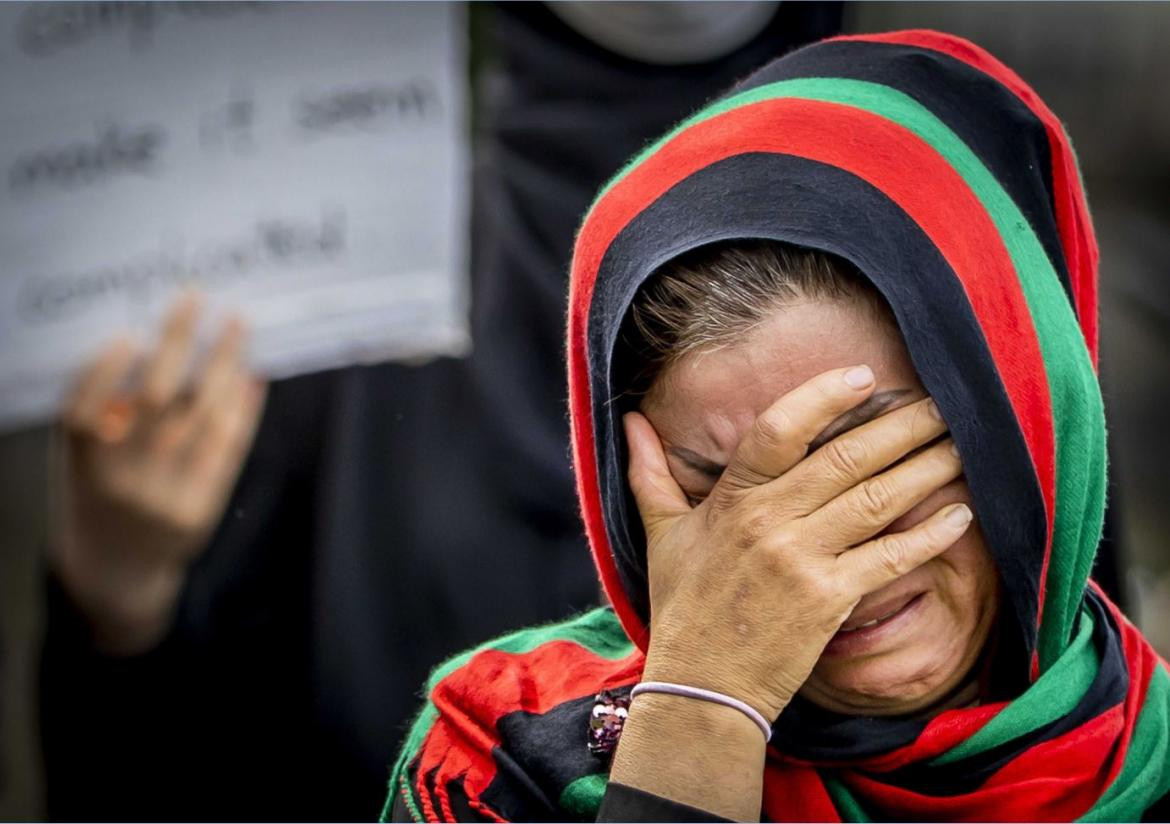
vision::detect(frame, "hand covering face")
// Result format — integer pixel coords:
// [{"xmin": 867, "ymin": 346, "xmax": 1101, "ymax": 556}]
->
[{"xmin": 385, "ymin": 30, "xmax": 1170, "ymax": 823}]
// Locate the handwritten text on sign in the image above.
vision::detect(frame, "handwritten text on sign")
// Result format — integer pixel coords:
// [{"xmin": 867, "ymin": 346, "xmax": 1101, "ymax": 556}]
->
[{"xmin": 0, "ymin": 2, "xmax": 469, "ymax": 429}]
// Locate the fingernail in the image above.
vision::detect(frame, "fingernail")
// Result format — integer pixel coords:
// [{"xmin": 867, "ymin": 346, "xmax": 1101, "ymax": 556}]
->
[
  {"xmin": 946, "ymin": 504, "xmax": 972, "ymax": 528},
  {"xmin": 843, "ymin": 366, "xmax": 874, "ymax": 389},
  {"xmin": 927, "ymin": 399, "xmax": 943, "ymax": 421},
  {"xmin": 950, "ymin": 441, "xmax": 960, "ymax": 457}
]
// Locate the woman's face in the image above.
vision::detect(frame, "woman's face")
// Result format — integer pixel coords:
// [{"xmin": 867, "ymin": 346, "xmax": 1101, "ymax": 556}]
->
[{"xmin": 639, "ymin": 295, "xmax": 1001, "ymax": 716}]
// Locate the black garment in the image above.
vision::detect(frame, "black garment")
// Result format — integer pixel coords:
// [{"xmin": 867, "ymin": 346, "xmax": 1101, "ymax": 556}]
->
[
  {"xmin": 388, "ymin": 778, "xmax": 1170, "ymax": 823},
  {"xmin": 596, "ymin": 784, "xmax": 731, "ymax": 823},
  {"xmin": 39, "ymin": 5, "xmax": 841, "ymax": 820},
  {"xmin": 388, "ymin": 781, "xmax": 1169, "ymax": 824},
  {"xmin": 1147, "ymin": 790, "xmax": 1170, "ymax": 823},
  {"xmin": 387, "ymin": 779, "xmax": 731, "ymax": 823}
]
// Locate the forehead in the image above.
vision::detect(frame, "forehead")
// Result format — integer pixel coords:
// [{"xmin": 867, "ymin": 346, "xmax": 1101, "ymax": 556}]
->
[{"xmin": 642, "ymin": 298, "xmax": 921, "ymax": 457}]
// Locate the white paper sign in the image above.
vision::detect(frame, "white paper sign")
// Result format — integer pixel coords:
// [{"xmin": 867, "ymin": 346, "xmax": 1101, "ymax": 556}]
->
[{"xmin": 0, "ymin": 2, "xmax": 469, "ymax": 429}]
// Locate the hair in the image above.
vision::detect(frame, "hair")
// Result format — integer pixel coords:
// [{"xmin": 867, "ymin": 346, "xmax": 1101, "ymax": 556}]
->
[{"xmin": 617, "ymin": 239, "xmax": 891, "ymax": 400}]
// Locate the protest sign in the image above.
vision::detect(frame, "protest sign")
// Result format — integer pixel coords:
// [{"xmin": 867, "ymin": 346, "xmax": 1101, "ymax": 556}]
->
[{"xmin": 0, "ymin": 2, "xmax": 468, "ymax": 429}]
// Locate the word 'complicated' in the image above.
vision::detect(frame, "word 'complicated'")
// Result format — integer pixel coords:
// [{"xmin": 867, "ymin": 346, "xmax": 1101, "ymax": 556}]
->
[{"xmin": 16, "ymin": 209, "xmax": 347, "ymax": 324}]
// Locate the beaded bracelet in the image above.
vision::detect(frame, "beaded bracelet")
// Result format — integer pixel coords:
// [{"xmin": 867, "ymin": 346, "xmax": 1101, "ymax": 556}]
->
[{"xmin": 630, "ymin": 681, "xmax": 773, "ymax": 742}]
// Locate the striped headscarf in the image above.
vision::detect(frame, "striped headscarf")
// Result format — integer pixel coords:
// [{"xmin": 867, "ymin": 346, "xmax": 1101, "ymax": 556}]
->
[{"xmin": 387, "ymin": 30, "xmax": 1170, "ymax": 822}]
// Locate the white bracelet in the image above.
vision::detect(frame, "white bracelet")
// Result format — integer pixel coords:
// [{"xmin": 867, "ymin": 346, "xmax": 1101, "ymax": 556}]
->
[{"xmin": 630, "ymin": 681, "xmax": 773, "ymax": 743}]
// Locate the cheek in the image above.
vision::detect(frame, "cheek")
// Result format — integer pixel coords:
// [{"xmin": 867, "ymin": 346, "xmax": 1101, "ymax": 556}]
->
[
  {"xmin": 896, "ymin": 480, "xmax": 1000, "ymax": 618},
  {"xmin": 926, "ymin": 525, "xmax": 999, "ymax": 626}
]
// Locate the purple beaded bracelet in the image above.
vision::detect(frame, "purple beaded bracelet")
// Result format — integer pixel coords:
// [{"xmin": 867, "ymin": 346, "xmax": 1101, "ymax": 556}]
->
[{"xmin": 630, "ymin": 681, "xmax": 773, "ymax": 743}]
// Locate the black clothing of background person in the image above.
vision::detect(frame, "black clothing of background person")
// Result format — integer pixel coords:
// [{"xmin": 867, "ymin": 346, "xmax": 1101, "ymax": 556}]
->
[{"xmin": 38, "ymin": 5, "xmax": 843, "ymax": 820}]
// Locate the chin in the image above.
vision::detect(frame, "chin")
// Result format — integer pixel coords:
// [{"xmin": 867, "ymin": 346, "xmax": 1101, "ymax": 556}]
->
[
  {"xmin": 800, "ymin": 593, "xmax": 982, "ymax": 716},
  {"xmin": 807, "ymin": 645, "xmax": 968, "ymax": 716}
]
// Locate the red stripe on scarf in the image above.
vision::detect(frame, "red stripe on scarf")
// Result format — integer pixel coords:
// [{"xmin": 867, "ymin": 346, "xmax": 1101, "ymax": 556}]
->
[
  {"xmin": 762, "ymin": 762, "xmax": 841, "ymax": 822},
  {"xmin": 569, "ymin": 97, "xmax": 1056, "ymax": 654}
]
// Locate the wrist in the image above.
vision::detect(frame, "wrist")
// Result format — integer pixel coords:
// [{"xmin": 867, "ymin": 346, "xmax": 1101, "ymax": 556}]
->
[
  {"xmin": 611, "ymin": 691, "xmax": 766, "ymax": 821},
  {"xmin": 642, "ymin": 648, "xmax": 794, "ymax": 722},
  {"xmin": 56, "ymin": 534, "xmax": 188, "ymax": 655},
  {"xmin": 626, "ymin": 690, "xmax": 767, "ymax": 749},
  {"xmin": 633, "ymin": 682, "xmax": 772, "ymax": 742}
]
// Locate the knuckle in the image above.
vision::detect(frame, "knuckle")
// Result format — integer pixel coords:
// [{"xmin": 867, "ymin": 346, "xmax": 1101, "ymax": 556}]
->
[
  {"xmin": 792, "ymin": 566, "xmax": 835, "ymax": 605},
  {"xmin": 756, "ymin": 544, "xmax": 789, "ymax": 578},
  {"xmin": 813, "ymin": 575, "xmax": 847, "ymax": 609},
  {"xmin": 753, "ymin": 406, "xmax": 794, "ymax": 450},
  {"xmin": 857, "ymin": 477, "xmax": 895, "ymax": 519},
  {"xmin": 876, "ymin": 535, "xmax": 911, "ymax": 577},
  {"xmin": 733, "ymin": 509, "xmax": 772, "ymax": 549},
  {"xmin": 821, "ymin": 437, "xmax": 867, "ymax": 480},
  {"xmin": 763, "ymin": 524, "xmax": 800, "ymax": 558}
]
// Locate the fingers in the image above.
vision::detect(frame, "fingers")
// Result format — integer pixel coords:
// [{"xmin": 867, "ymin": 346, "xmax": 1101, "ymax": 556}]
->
[
  {"xmin": 161, "ymin": 314, "xmax": 256, "ymax": 460},
  {"xmin": 840, "ymin": 502, "xmax": 972, "ymax": 594},
  {"xmin": 188, "ymin": 317, "xmax": 247, "ymax": 424},
  {"xmin": 190, "ymin": 372, "xmax": 266, "ymax": 485},
  {"xmin": 64, "ymin": 337, "xmax": 139, "ymax": 435},
  {"xmin": 624, "ymin": 411, "xmax": 691, "ymax": 539},
  {"xmin": 767, "ymin": 397, "xmax": 946, "ymax": 516},
  {"xmin": 141, "ymin": 293, "xmax": 201, "ymax": 413},
  {"xmin": 715, "ymin": 365, "xmax": 876, "ymax": 499},
  {"xmin": 806, "ymin": 438, "xmax": 963, "ymax": 546}
]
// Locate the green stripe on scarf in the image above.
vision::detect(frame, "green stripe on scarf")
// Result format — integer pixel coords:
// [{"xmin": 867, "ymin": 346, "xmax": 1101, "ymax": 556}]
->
[
  {"xmin": 1080, "ymin": 663, "xmax": 1170, "ymax": 821},
  {"xmin": 825, "ymin": 776, "xmax": 871, "ymax": 822}
]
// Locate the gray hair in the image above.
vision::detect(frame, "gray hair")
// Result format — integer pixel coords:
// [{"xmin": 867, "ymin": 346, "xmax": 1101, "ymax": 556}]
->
[{"xmin": 619, "ymin": 240, "xmax": 889, "ymax": 398}]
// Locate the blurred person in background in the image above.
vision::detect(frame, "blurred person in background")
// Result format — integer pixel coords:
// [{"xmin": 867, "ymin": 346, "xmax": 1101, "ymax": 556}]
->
[
  {"xmin": 384, "ymin": 30, "xmax": 1168, "ymax": 823},
  {"xmin": 38, "ymin": 4, "xmax": 841, "ymax": 820}
]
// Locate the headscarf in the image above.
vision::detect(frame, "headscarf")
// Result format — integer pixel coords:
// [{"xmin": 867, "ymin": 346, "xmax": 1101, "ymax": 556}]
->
[{"xmin": 386, "ymin": 31, "xmax": 1170, "ymax": 822}]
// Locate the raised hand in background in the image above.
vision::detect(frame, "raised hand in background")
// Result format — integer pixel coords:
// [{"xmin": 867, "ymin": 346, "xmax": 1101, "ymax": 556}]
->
[{"xmin": 52, "ymin": 294, "xmax": 266, "ymax": 655}]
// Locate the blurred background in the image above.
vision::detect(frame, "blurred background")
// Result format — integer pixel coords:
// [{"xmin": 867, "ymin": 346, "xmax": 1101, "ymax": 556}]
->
[{"xmin": 1, "ymin": 2, "xmax": 1168, "ymax": 820}]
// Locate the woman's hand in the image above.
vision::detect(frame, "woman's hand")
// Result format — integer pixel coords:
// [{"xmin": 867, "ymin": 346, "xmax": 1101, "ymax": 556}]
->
[
  {"xmin": 608, "ymin": 365, "xmax": 968, "ymax": 820},
  {"xmin": 54, "ymin": 294, "xmax": 266, "ymax": 655}
]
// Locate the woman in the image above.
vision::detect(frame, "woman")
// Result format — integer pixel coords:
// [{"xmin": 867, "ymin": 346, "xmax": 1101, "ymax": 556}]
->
[{"xmin": 383, "ymin": 30, "xmax": 1170, "ymax": 822}]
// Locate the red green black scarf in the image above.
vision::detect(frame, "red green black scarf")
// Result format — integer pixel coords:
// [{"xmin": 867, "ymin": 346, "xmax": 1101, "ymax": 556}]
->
[{"xmin": 385, "ymin": 30, "xmax": 1170, "ymax": 822}]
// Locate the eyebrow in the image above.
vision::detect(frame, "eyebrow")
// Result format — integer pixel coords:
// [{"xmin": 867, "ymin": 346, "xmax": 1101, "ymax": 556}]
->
[{"xmin": 666, "ymin": 389, "xmax": 912, "ymax": 479}]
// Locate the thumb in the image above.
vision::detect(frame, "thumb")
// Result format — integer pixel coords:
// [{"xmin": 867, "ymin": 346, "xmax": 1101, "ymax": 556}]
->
[{"xmin": 623, "ymin": 411, "xmax": 690, "ymax": 538}]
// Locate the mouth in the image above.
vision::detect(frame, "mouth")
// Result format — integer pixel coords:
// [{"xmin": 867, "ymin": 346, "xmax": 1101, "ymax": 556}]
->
[{"xmin": 823, "ymin": 592, "xmax": 927, "ymax": 657}]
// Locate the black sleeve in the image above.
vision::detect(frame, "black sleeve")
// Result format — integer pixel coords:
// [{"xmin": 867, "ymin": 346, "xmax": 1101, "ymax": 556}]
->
[
  {"xmin": 597, "ymin": 783, "xmax": 733, "ymax": 823},
  {"xmin": 1145, "ymin": 789, "xmax": 1170, "ymax": 822},
  {"xmin": 38, "ymin": 371, "xmax": 332, "ymax": 821}
]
